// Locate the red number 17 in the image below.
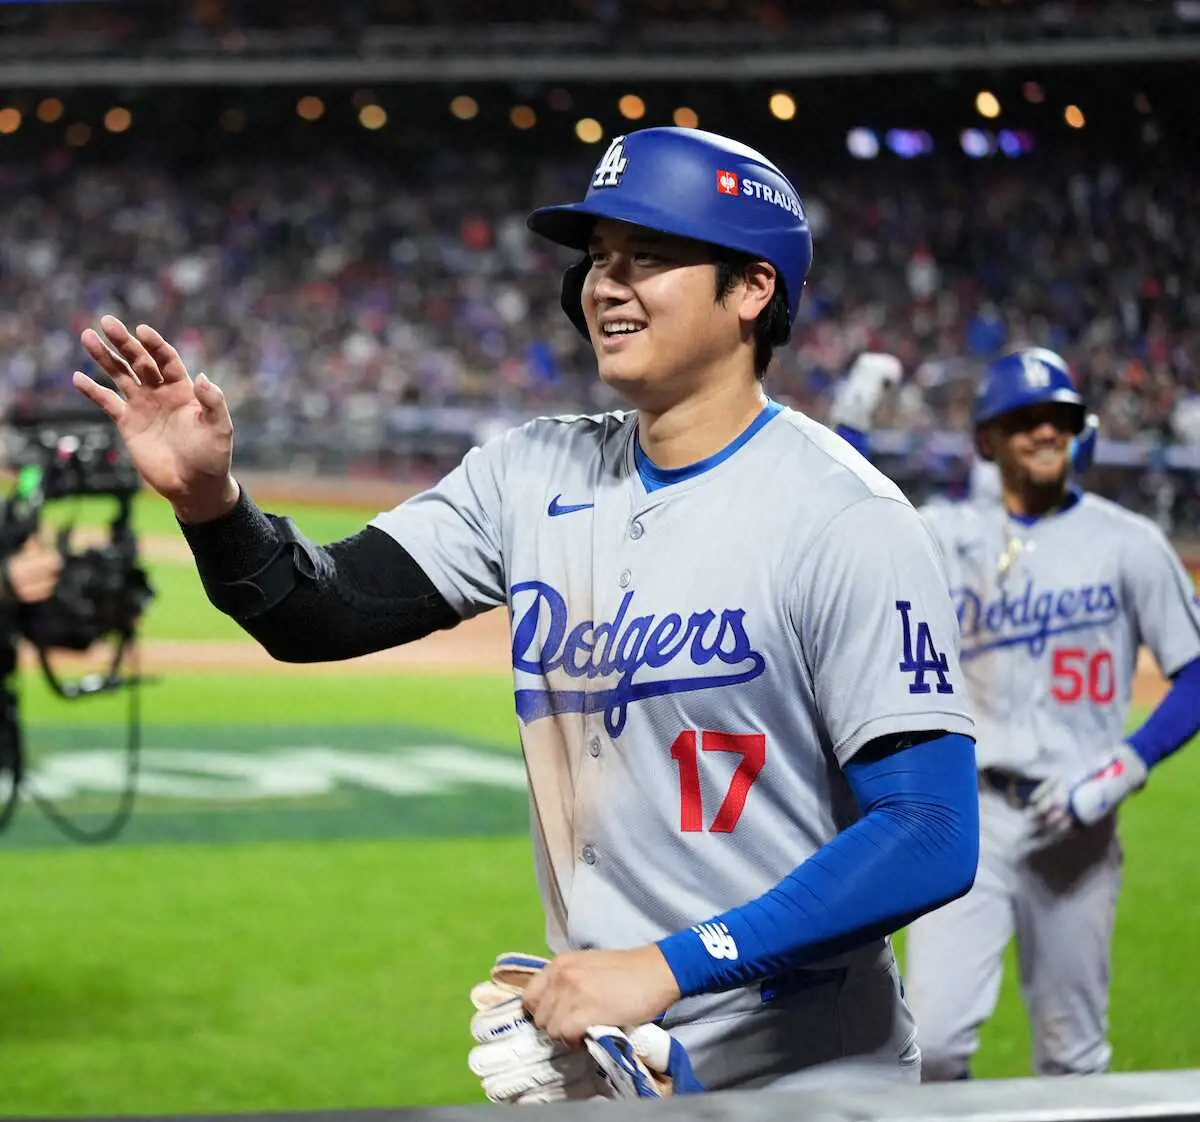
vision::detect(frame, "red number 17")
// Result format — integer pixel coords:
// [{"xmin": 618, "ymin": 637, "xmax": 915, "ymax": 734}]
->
[{"xmin": 669, "ymin": 730, "xmax": 766, "ymax": 833}]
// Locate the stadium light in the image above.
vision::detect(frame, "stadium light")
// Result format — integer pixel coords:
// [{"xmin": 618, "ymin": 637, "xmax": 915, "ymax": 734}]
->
[
  {"xmin": 1064, "ymin": 104, "xmax": 1085, "ymax": 128},
  {"xmin": 975, "ymin": 91, "xmax": 1001, "ymax": 119},
  {"xmin": 618, "ymin": 94, "xmax": 645, "ymax": 120},
  {"xmin": 296, "ymin": 96, "xmax": 325, "ymax": 122},
  {"xmin": 769, "ymin": 92, "xmax": 796, "ymax": 121},
  {"xmin": 359, "ymin": 104, "xmax": 387, "ymax": 130},
  {"xmin": 997, "ymin": 129, "xmax": 1022, "ymax": 157},
  {"xmin": 65, "ymin": 122, "xmax": 90, "ymax": 146},
  {"xmin": 37, "ymin": 97, "xmax": 63, "ymax": 123},
  {"xmin": 450, "ymin": 95, "xmax": 479, "ymax": 121},
  {"xmin": 0, "ymin": 107, "xmax": 20, "ymax": 134},
  {"xmin": 846, "ymin": 128, "xmax": 879, "ymax": 159},
  {"xmin": 510, "ymin": 105, "xmax": 536, "ymax": 130},
  {"xmin": 673, "ymin": 107, "xmax": 699, "ymax": 129},
  {"xmin": 1022, "ymin": 81, "xmax": 1044, "ymax": 104},
  {"xmin": 575, "ymin": 117, "xmax": 604, "ymax": 144},
  {"xmin": 960, "ymin": 128, "xmax": 994, "ymax": 158},
  {"xmin": 103, "ymin": 107, "xmax": 132, "ymax": 133}
]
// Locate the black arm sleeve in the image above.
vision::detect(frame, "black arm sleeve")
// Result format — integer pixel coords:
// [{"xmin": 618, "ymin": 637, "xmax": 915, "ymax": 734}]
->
[{"xmin": 177, "ymin": 488, "xmax": 462, "ymax": 663}]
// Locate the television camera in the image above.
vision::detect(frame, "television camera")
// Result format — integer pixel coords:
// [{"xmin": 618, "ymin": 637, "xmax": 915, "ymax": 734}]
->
[{"xmin": 0, "ymin": 403, "xmax": 155, "ymax": 840}]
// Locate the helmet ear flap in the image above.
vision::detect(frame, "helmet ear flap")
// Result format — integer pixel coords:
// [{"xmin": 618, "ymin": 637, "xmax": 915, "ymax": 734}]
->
[{"xmin": 560, "ymin": 256, "xmax": 591, "ymax": 340}]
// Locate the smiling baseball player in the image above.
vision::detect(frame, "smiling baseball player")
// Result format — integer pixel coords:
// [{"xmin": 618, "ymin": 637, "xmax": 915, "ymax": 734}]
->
[
  {"xmin": 74, "ymin": 127, "xmax": 980, "ymax": 1095},
  {"xmin": 834, "ymin": 346, "xmax": 1200, "ymax": 1080}
]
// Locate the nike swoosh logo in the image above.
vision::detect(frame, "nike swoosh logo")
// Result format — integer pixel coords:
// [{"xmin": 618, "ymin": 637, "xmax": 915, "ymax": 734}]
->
[{"xmin": 547, "ymin": 494, "xmax": 595, "ymax": 517}]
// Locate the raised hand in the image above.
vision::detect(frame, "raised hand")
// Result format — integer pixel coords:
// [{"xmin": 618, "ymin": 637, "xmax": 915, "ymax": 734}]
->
[{"xmin": 74, "ymin": 315, "xmax": 239, "ymax": 523}]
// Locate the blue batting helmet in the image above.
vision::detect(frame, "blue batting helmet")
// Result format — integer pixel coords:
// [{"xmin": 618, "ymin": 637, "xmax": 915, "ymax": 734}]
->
[
  {"xmin": 973, "ymin": 347, "xmax": 1086, "ymax": 433},
  {"xmin": 527, "ymin": 127, "xmax": 813, "ymax": 341}
]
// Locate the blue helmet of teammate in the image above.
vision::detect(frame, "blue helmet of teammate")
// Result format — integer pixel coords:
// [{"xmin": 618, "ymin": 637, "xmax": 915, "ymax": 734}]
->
[
  {"xmin": 973, "ymin": 347, "xmax": 1086, "ymax": 434},
  {"xmin": 527, "ymin": 127, "xmax": 813, "ymax": 342}
]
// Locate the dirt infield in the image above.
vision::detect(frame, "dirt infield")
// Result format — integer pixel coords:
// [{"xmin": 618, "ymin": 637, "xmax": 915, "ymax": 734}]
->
[
  {"xmin": 19, "ymin": 608, "xmax": 515, "ymax": 676},
  {"xmin": 93, "ymin": 484, "xmax": 1183, "ymax": 706},
  {"xmin": 23, "ymin": 605, "xmax": 1171, "ymax": 708}
]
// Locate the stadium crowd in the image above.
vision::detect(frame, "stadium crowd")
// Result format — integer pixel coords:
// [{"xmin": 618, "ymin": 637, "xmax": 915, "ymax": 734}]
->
[
  {"xmin": 2, "ymin": 0, "xmax": 1192, "ymax": 60},
  {"xmin": 1, "ymin": 143, "xmax": 1196, "ymax": 460}
]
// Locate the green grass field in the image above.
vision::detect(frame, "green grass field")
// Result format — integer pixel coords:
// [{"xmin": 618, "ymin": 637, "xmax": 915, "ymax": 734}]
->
[{"xmin": 1, "ymin": 493, "xmax": 1197, "ymax": 1115}]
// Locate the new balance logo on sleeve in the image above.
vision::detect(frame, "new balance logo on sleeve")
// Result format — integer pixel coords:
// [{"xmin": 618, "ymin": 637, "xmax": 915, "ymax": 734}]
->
[{"xmin": 693, "ymin": 921, "xmax": 738, "ymax": 960}]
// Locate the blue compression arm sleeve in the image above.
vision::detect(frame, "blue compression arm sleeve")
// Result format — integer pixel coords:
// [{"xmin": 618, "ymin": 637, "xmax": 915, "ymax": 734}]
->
[
  {"xmin": 657, "ymin": 732, "xmax": 979, "ymax": 997},
  {"xmin": 1127, "ymin": 656, "xmax": 1200, "ymax": 769},
  {"xmin": 835, "ymin": 424, "xmax": 871, "ymax": 460}
]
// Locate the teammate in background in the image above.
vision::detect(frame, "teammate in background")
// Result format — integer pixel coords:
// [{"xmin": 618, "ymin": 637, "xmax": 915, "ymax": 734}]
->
[
  {"xmin": 834, "ymin": 347, "xmax": 1200, "ymax": 1080},
  {"xmin": 72, "ymin": 128, "xmax": 979, "ymax": 1095}
]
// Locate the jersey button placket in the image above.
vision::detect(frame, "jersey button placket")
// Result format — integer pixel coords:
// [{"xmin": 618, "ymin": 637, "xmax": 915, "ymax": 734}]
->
[
  {"xmin": 629, "ymin": 520, "xmax": 644, "ymax": 540},
  {"xmin": 618, "ymin": 569, "xmax": 631, "ymax": 589},
  {"xmin": 581, "ymin": 844, "xmax": 597, "ymax": 865},
  {"xmin": 588, "ymin": 737, "xmax": 601, "ymax": 758}
]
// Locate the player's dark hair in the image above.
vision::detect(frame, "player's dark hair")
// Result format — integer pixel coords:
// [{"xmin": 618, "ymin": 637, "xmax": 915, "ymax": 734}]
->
[{"xmin": 712, "ymin": 251, "xmax": 791, "ymax": 378}]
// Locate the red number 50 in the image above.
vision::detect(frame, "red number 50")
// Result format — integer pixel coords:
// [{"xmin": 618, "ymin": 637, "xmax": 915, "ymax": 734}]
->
[
  {"xmin": 1051, "ymin": 647, "xmax": 1116, "ymax": 704},
  {"xmin": 669, "ymin": 730, "xmax": 766, "ymax": 833}
]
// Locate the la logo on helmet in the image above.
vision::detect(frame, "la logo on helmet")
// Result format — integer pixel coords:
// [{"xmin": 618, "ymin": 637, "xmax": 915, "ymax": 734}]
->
[
  {"xmin": 1020, "ymin": 355, "xmax": 1052, "ymax": 389},
  {"xmin": 592, "ymin": 137, "xmax": 629, "ymax": 189}
]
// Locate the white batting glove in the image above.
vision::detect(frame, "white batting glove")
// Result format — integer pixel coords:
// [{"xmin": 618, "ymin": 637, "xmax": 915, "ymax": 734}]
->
[
  {"xmin": 585, "ymin": 1023, "xmax": 705, "ymax": 1098},
  {"xmin": 1029, "ymin": 776, "xmax": 1073, "ymax": 844},
  {"xmin": 469, "ymin": 983, "xmax": 607, "ymax": 1103},
  {"xmin": 1029, "ymin": 744, "xmax": 1148, "ymax": 843},
  {"xmin": 468, "ymin": 969, "xmax": 609, "ymax": 1103},
  {"xmin": 829, "ymin": 352, "xmax": 903, "ymax": 432},
  {"xmin": 467, "ymin": 952, "xmax": 703, "ymax": 1103},
  {"xmin": 1066, "ymin": 743, "xmax": 1148, "ymax": 827}
]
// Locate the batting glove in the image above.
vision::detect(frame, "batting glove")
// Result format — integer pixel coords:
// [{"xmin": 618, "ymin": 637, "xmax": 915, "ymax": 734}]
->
[
  {"xmin": 1029, "ymin": 744, "xmax": 1148, "ymax": 843},
  {"xmin": 829, "ymin": 352, "xmax": 903, "ymax": 433},
  {"xmin": 1066, "ymin": 743, "xmax": 1148, "ymax": 827},
  {"xmin": 586, "ymin": 1023, "xmax": 706, "ymax": 1098},
  {"xmin": 469, "ymin": 980, "xmax": 605, "ymax": 1103},
  {"xmin": 468, "ymin": 952, "xmax": 704, "ymax": 1103},
  {"xmin": 1029, "ymin": 776, "xmax": 1073, "ymax": 844}
]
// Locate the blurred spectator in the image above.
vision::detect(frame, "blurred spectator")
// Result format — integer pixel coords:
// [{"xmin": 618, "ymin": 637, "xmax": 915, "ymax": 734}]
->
[{"xmin": 0, "ymin": 141, "xmax": 1197, "ymax": 484}]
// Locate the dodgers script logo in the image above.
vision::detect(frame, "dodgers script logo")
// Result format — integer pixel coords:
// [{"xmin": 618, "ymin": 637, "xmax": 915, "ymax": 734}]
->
[
  {"xmin": 509, "ymin": 580, "xmax": 766, "ymax": 736},
  {"xmin": 956, "ymin": 579, "xmax": 1120, "ymax": 658}
]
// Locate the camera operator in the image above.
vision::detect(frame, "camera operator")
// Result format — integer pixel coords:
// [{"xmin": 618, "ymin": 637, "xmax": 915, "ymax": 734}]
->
[
  {"xmin": 2, "ymin": 534, "xmax": 64, "ymax": 614},
  {"xmin": 0, "ymin": 532, "xmax": 64, "ymax": 681},
  {"xmin": 0, "ymin": 533, "xmax": 63, "ymax": 814}
]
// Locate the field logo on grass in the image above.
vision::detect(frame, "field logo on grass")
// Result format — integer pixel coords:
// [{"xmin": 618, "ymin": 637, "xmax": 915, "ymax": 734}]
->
[{"xmin": 25, "ymin": 744, "xmax": 527, "ymax": 802}]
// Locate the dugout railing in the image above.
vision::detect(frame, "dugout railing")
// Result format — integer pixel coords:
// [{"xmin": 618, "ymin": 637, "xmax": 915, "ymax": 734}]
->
[{"xmin": 26, "ymin": 1069, "xmax": 1200, "ymax": 1122}]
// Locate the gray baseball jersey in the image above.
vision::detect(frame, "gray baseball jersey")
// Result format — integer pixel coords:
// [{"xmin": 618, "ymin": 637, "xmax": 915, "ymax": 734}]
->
[
  {"xmin": 371, "ymin": 405, "xmax": 974, "ymax": 1082},
  {"xmin": 919, "ymin": 493, "xmax": 1200, "ymax": 777}
]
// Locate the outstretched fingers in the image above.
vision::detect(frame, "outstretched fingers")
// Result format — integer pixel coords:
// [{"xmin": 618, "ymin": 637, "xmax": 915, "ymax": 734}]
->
[
  {"xmin": 192, "ymin": 372, "xmax": 232, "ymax": 427},
  {"xmin": 96, "ymin": 314, "xmax": 167, "ymax": 387},
  {"xmin": 72, "ymin": 370, "xmax": 127, "ymax": 422},
  {"xmin": 133, "ymin": 322, "xmax": 192, "ymax": 384},
  {"xmin": 80, "ymin": 326, "xmax": 142, "ymax": 396}
]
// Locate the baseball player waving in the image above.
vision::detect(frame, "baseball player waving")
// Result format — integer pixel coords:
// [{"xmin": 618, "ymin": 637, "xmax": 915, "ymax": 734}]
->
[
  {"xmin": 834, "ymin": 347, "xmax": 1200, "ymax": 1080},
  {"xmin": 74, "ymin": 128, "xmax": 979, "ymax": 1095}
]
